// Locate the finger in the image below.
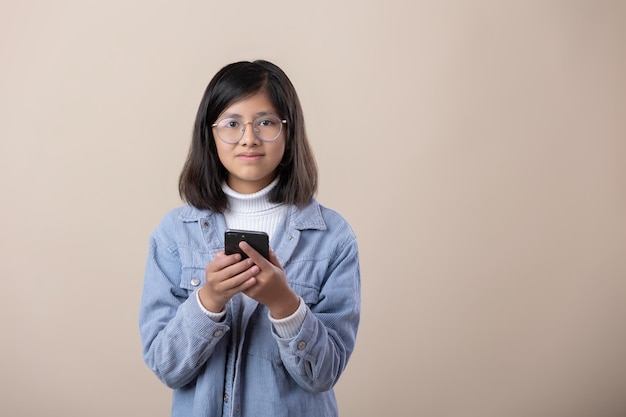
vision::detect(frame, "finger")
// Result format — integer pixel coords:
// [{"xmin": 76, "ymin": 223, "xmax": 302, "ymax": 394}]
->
[
  {"xmin": 217, "ymin": 265, "xmax": 259, "ymax": 293},
  {"xmin": 234, "ymin": 276, "xmax": 257, "ymax": 292},
  {"xmin": 206, "ymin": 251, "xmax": 241, "ymax": 273},
  {"xmin": 267, "ymin": 247, "xmax": 281, "ymax": 267},
  {"xmin": 239, "ymin": 241, "xmax": 269, "ymax": 266},
  {"xmin": 212, "ymin": 258, "xmax": 256, "ymax": 286}
]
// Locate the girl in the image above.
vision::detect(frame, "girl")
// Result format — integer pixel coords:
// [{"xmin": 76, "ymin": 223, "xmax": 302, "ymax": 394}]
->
[{"xmin": 139, "ymin": 60, "xmax": 361, "ymax": 417}]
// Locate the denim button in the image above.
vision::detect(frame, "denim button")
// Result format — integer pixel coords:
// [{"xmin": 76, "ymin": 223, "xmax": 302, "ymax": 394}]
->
[
  {"xmin": 190, "ymin": 277, "xmax": 201, "ymax": 286},
  {"xmin": 203, "ymin": 221, "xmax": 210, "ymax": 229},
  {"xmin": 214, "ymin": 329, "xmax": 224, "ymax": 337},
  {"xmin": 297, "ymin": 341, "xmax": 306, "ymax": 350}
]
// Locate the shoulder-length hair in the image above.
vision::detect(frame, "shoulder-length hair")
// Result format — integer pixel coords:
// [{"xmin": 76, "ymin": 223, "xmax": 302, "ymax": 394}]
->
[{"xmin": 178, "ymin": 60, "xmax": 318, "ymax": 213}]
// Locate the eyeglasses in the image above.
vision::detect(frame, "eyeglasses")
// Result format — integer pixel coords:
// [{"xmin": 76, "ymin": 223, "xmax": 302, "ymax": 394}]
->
[{"xmin": 211, "ymin": 114, "xmax": 287, "ymax": 144}]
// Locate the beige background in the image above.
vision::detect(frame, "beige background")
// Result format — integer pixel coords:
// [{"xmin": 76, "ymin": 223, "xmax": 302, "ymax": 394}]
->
[{"xmin": 1, "ymin": 1, "xmax": 625, "ymax": 416}]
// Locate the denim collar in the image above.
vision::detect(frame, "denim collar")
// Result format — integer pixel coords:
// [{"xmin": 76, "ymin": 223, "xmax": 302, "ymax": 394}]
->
[{"xmin": 177, "ymin": 199, "xmax": 326, "ymax": 231}]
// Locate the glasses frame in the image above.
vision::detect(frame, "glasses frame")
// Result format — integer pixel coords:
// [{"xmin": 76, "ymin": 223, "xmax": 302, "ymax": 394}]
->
[{"xmin": 211, "ymin": 114, "xmax": 287, "ymax": 144}]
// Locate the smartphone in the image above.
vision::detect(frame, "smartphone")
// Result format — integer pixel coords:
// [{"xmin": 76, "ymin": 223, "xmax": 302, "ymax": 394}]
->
[{"xmin": 224, "ymin": 229, "xmax": 270, "ymax": 260}]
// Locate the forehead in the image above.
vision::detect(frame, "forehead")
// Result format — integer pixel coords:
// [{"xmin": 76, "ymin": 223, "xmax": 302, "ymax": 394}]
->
[{"xmin": 219, "ymin": 91, "xmax": 277, "ymax": 118}]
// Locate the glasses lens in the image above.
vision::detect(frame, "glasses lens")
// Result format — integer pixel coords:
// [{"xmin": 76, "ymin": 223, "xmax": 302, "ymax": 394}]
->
[
  {"xmin": 215, "ymin": 118, "xmax": 243, "ymax": 143},
  {"xmin": 253, "ymin": 115, "xmax": 283, "ymax": 141}
]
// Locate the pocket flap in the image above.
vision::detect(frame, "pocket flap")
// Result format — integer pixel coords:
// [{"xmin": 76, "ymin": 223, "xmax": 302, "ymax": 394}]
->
[
  {"xmin": 179, "ymin": 267, "xmax": 205, "ymax": 291},
  {"xmin": 291, "ymin": 283, "xmax": 320, "ymax": 305}
]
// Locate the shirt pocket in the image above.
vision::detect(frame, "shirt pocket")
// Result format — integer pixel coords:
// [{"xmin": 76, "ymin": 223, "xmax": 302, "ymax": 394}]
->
[{"xmin": 290, "ymin": 283, "xmax": 321, "ymax": 307}]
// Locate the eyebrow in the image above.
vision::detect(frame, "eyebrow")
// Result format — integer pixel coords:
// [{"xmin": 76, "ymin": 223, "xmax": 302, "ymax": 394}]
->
[{"xmin": 220, "ymin": 111, "xmax": 277, "ymax": 119}]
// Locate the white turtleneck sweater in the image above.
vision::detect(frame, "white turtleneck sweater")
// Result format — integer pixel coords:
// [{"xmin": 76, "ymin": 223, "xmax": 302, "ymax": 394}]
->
[
  {"xmin": 221, "ymin": 177, "xmax": 286, "ymax": 238},
  {"xmin": 195, "ymin": 177, "xmax": 307, "ymax": 338}
]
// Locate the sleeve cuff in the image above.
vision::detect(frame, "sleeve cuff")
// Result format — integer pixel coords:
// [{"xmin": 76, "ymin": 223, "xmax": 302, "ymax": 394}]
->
[
  {"xmin": 195, "ymin": 290, "xmax": 226, "ymax": 322},
  {"xmin": 269, "ymin": 297, "xmax": 307, "ymax": 338}
]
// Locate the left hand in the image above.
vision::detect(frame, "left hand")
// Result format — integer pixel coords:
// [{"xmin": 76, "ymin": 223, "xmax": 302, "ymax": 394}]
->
[{"xmin": 238, "ymin": 242, "xmax": 300, "ymax": 319}]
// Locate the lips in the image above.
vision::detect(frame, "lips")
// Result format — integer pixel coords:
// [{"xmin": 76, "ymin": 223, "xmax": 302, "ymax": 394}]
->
[
  {"xmin": 236, "ymin": 152, "xmax": 264, "ymax": 161},
  {"xmin": 236, "ymin": 152, "xmax": 264, "ymax": 157}
]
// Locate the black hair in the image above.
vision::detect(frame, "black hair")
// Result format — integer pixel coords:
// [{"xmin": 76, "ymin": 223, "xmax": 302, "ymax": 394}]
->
[{"xmin": 179, "ymin": 60, "xmax": 317, "ymax": 213}]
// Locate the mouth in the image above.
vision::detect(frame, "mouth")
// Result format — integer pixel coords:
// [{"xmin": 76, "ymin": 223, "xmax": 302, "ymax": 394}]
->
[{"xmin": 236, "ymin": 152, "xmax": 264, "ymax": 161}]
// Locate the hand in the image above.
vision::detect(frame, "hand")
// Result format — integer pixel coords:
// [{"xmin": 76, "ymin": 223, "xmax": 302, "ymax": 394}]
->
[
  {"xmin": 198, "ymin": 251, "xmax": 259, "ymax": 313},
  {"xmin": 239, "ymin": 242, "xmax": 300, "ymax": 319}
]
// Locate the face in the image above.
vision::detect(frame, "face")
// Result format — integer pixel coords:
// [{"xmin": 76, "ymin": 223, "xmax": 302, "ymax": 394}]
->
[{"xmin": 213, "ymin": 91, "xmax": 286, "ymax": 194}]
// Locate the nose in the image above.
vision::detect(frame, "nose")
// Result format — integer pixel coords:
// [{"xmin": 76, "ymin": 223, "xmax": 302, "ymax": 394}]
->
[{"xmin": 239, "ymin": 122, "xmax": 259, "ymax": 146}]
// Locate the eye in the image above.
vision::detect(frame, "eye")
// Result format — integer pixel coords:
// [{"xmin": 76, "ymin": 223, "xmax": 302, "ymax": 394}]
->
[
  {"xmin": 257, "ymin": 118, "xmax": 275, "ymax": 127},
  {"xmin": 218, "ymin": 118, "xmax": 241, "ymax": 129}
]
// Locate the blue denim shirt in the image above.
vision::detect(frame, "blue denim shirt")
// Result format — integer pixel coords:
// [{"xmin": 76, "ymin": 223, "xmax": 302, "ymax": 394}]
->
[{"xmin": 139, "ymin": 199, "xmax": 361, "ymax": 417}]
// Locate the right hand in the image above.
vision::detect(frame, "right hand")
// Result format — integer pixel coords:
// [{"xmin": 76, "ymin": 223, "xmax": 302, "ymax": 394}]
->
[{"xmin": 198, "ymin": 251, "xmax": 259, "ymax": 313}]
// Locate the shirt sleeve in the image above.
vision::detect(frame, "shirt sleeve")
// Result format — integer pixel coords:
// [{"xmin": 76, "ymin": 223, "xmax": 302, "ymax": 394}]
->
[
  {"xmin": 139, "ymin": 223, "xmax": 231, "ymax": 390},
  {"xmin": 271, "ymin": 227, "xmax": 361, "ymax": 393}
]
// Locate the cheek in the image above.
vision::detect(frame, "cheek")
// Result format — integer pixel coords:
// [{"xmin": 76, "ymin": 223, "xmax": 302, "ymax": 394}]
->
[
  {"xmin": 214, "ymin": 141, "xmax": 230, "ymax": 163},
  {"xmin": 273, "ymin": 143, "xmax": 287, "ymax": 164}
]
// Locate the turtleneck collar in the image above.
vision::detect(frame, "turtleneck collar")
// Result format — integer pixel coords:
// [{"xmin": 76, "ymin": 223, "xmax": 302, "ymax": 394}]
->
[{"xmin": 222, "ymin": 177, "xmax": 281, "ymax": 214}]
